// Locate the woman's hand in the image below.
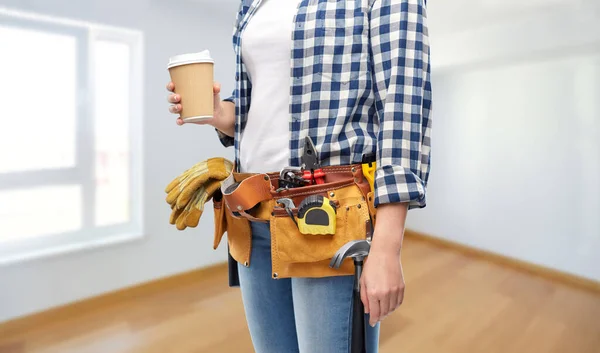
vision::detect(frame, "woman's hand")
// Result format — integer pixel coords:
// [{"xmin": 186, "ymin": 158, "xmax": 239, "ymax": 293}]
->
[
  {"xmin": 360, "ymin": 241, "xmax": 405, "ymax": 327},
  {"xmin": 166, "ymin": 81, "xmax": 235, "ymax": 137},
  {"xmin": 360, "ymin": 202, "xmax": 408, "ymax": 327}
]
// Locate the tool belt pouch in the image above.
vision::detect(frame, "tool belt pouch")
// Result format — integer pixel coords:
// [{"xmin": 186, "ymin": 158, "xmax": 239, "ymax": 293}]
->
[
  {"xmin": 214, "ymin": 166, "xmax": 376, "ymax": 278},
  {"xmin": 212, "ymin": 171, "xmax": 268, "ymax": 267},
  {"xmin": 213, "ymin": 195, "xmax": 254, "ymax": 267}
]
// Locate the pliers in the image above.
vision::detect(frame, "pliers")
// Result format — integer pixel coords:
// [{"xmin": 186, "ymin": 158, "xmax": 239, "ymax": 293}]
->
[{"xmin": 301, "ymin": 136, "xmax": 325, "ymax": 185}]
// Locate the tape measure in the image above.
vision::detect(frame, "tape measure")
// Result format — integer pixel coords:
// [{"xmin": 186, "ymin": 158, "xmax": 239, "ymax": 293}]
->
[{"xmin": 297, "ymin": 195, "xmax": 337, "ymax": 235}]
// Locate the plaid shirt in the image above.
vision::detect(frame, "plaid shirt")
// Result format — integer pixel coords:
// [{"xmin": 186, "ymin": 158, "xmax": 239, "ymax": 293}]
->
[{"xmin": 219, "ymin": 0, "xmax": 432, "ymax": 209}]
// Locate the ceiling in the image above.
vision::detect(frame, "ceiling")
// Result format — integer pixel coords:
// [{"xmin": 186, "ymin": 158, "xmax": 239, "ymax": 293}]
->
[
  {"xmin": 427, "ymin": 0, "xmax": 590, "ymax": 34},
  {"xmin": 183, "ymin": 0, "xmax": 598, "ymax": 36}
]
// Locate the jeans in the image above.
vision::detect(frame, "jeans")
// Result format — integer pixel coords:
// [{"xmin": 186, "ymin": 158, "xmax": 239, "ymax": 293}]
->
[{"xmin": 237, "ymin": 221, "xmax": 380, "ymax": 353}]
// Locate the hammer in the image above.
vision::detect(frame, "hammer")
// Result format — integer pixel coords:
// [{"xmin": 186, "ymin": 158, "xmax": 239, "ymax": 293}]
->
[{"xmin": 329, "ymin": 220, "xmax": 373, "ymax": 353}]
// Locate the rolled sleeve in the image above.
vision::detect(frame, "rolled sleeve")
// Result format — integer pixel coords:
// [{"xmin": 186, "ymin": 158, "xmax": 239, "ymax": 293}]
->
[
  {"xmin": 216, "ymin": 128, "xmax": 235, "ymax": 148},
  {"xmin": 369, "ymin": 0, "xmax": 432, "ymax": 209}
]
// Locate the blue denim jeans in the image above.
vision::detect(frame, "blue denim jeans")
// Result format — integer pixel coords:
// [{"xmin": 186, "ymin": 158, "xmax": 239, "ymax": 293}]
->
[{"xmin": 237, "ymin": 221, "xmax": 380, "ymax": 353}]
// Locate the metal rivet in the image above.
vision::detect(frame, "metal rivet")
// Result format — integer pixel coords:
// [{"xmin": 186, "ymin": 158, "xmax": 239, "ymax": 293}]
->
[
  {"xmin": 273, "ymin": 273, "xmax": 278, "ymax": 279},
  {"xmin": 237, "ymin": 205, "xmax": 243, "ymax": 211},
  {"xmin": 244, "ymin": 261, "xmax": 249, "ymax": 267},
  {"xmin": 330, "ymin": 192, "xmax": 335, "ymax": 197},
  {"xmin": 351, "ymin": 167, "xmax": 356, "ymax": 173},
  {"xmin": 264, "ymin": 175, "xmax": 269, "ymax": 181},
  {"xmin": 357, "ymin": 204, "xmax": 362, "ymax": 209},
  {"xmin": 346, "ymin": 206, "xmax": 350, "ymax": 211}
]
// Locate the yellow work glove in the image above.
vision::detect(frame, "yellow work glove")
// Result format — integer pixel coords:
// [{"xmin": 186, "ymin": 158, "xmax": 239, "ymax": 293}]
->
[
  {"xmin": 181, "ymin": 179, "xmax": 223, "ymax": 230},
  {"xmin": 174, "ymin": 192, "xmax": 202, "ymax": 230},
  {"xmin": 165, "ymin": 157, "xmax": 233, "ymax": 231},
  {"xmin": 165, "ymin": 157, "xmax": 233, "ymax": 208}
]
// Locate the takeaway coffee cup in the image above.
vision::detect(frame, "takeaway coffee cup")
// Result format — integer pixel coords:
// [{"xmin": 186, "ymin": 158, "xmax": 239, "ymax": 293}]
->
[{"xmin": 168, "ymin": 50, "xmax": 214, "ymax": 123}]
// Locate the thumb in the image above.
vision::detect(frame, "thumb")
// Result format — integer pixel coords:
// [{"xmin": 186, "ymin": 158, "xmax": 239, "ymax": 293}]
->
[
  {"xmin": 360, "ymin": 276, "xmax": 369, "ymax": 314},
  {"xmin": 213, "ymin": 82, "xmax": 222, "ymax": 103}
]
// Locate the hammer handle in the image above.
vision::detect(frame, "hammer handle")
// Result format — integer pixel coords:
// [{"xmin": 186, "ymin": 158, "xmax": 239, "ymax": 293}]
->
[{"xmin": 352, "ymin": 260, "xmax": 367, "ymax": 353}]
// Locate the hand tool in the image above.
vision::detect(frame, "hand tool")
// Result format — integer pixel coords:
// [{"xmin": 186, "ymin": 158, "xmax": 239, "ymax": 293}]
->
[
  {"xmin": 301, "ymin": 136, "xmax": 325, "ymax": 185},
  {"xmin": 277, "ymin": 166, "xmax": 307, "ymax": 192},
  {"xmin": 276, "ymin": 198, "xmax": 298, "ymax": 226},
  {"xmin": 296, "ymin": 195, "xmax": 337, "ymax": 235},
  {"xmin": 280, "ymin": 166, "xmax": 302, "ymax": 178},
  {"xmin": 361, "ymin": 153, "xmax": 376, "ymax": 193},
  {"xmin": 330, "ymin": 220, "xmax": 373, "ymax": 353}
]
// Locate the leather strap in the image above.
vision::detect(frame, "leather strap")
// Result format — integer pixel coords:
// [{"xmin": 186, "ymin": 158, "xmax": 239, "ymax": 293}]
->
[
  {"xmin": 221, "ymin": 173, "xmax": 273, "ymax": 222},
  {"xmin": 220, "ymin": 164, "xmax": 370, "ymax": 222}
]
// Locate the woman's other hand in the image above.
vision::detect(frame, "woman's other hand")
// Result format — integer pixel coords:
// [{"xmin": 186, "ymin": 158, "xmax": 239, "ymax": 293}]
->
[
  {"xmin": 166, "ymin": 81, "xmax": 235, "ymax": 137},
  {"xmin": 167, "ymin": 81, "xmax": 223, "ymax": 126},
  {"xmin": 360, "ymin": 202, "xmax": 408, "ymax": 327}
]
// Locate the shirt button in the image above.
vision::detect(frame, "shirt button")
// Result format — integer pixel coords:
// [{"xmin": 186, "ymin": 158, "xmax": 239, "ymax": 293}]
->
[{"xmin": 235, "ymin": 74, "xmax": 240, "ymax": 81}]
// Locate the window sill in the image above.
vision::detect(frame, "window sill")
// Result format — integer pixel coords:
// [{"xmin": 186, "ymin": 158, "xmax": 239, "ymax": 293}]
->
[{"xmin": 0, "ymin": 232, "xmax": 145, "ymax": 267}]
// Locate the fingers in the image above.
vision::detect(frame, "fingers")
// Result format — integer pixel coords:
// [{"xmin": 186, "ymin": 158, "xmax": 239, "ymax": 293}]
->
[
  {"xmin": 389, "ymin": 290, "xmax": 399, "ymax": 318},
  {"xmin": 167, "ymin": 87, "xmax": 182, "ymax": 122},
  {"xmin": 367, "ymin": 288, "xmax": 403, "ymax": 326},
  {"xmin": 367, "ymin": 290, "xmax": 380, "ymax": 327},
  {"xmin": 168, "ymin": 93, "xmax": 180, "ymax": 104},
  {"xmin": 397, "ymin": 286, "xmax": 405, "ymax": 309},
  {"xmin": 360, "ymin": 277, "xmax": 370, "ymax": 314},
  {"xmin": 168, "ymin": 81, "xmax": 220, "ymax": 126},
  {"xmin": 378, "ymin": 292, "xmax": 390, "ymax": 324},
  {"xmin": 213, "ymin": 82, "xmax": 222, "ymax": 113}
]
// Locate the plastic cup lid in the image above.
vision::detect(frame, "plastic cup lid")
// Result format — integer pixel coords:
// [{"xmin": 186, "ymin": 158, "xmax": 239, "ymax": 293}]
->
[{"xmin": 168, "ymin": 50, "xmax": 214, "ymax": 69}]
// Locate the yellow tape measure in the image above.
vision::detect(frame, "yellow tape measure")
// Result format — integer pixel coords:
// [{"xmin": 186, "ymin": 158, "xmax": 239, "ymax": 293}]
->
[{"xmin": 297, "ymin": 195, "xmax": 337, "ymax": 235}]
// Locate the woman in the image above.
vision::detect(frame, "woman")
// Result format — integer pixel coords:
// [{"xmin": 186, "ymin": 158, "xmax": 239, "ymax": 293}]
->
[{"xmin": 167, "ymin": 0, "xmax": 431, "ymax": 352}]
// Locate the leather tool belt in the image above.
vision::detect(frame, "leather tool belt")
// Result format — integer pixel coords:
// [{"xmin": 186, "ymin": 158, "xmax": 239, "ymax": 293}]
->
[{"xmin": 212, "ymin": 164, "xmax": 377, "ymax": 279}]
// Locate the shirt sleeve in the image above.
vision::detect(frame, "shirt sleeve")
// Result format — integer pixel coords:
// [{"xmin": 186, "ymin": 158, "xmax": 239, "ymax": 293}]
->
[{"xmin": 368, "ymin": 0, "xmax": 432, "ymax": 210}]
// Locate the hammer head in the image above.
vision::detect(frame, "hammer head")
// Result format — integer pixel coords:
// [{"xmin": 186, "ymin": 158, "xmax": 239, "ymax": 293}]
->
[
  {"xmin": 276, "ymin": 198, "xmax": 296, "ymax": 210},
  {"xmin": 329, "ymin": 240, "xmax": 371, "ymax": 269}
]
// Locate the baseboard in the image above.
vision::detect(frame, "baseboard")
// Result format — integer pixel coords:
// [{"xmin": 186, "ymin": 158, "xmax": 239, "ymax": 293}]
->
[
  {"xmin": 404, "ymin": 230, "xmax": 600, "ymax": 293},
  {"xmin": 3, "ymin": 233, "xmax": 598, "ymax": 338},
  {"xmin": 0, "ymin": 261, "xmax": 228, "ymax": 338}
]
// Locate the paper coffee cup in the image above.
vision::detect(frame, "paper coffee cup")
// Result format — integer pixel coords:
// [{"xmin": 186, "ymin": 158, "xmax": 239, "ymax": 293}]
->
[{"xmin": 168, "ymin": 50, "xmax": 214, "ymax": 123}]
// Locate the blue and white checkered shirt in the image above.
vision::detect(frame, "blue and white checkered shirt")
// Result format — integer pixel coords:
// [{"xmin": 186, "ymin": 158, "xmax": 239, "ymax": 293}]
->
[{"xmin": 219, "ymin": 0, "xmax": 432, "ymax": 209}]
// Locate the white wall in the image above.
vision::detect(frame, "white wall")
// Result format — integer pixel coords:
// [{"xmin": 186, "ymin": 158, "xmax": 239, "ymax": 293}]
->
[
  {"xmin": 408, "ymin": 0, "xmax": 600, "ymax": 281},
  {"xmin": 1, "ymin": 0, "xmax": 599, "ymax": 324},
  {"xmin": 0, "ymin": 0, "xmax": 240, "ymax": 323}
]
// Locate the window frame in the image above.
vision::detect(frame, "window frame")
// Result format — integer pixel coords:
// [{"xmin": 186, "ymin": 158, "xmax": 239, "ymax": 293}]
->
[{"xmin": 0, "ymin": 8, "xmax": 144, "ymax": 265}]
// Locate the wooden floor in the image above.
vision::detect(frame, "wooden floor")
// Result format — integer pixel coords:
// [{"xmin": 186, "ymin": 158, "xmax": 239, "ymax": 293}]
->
[{"xmin": 1, "ymin": 237, "xmax": 600, "ymax": 353}]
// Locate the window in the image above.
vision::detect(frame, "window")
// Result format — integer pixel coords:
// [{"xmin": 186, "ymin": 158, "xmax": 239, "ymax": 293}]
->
[{"xmin": 0, "ymin": 8, "xmax": 144, "ymax": 264}]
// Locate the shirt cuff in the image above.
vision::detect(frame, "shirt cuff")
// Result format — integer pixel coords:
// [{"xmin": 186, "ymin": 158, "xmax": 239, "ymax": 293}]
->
[
  {"xmin": 373, "ymin": 165, "xmax": 427, "ymax": 210},
  {"xmin": 215, "ymin": 128, "xmax": 234, "ymax": 148}
]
